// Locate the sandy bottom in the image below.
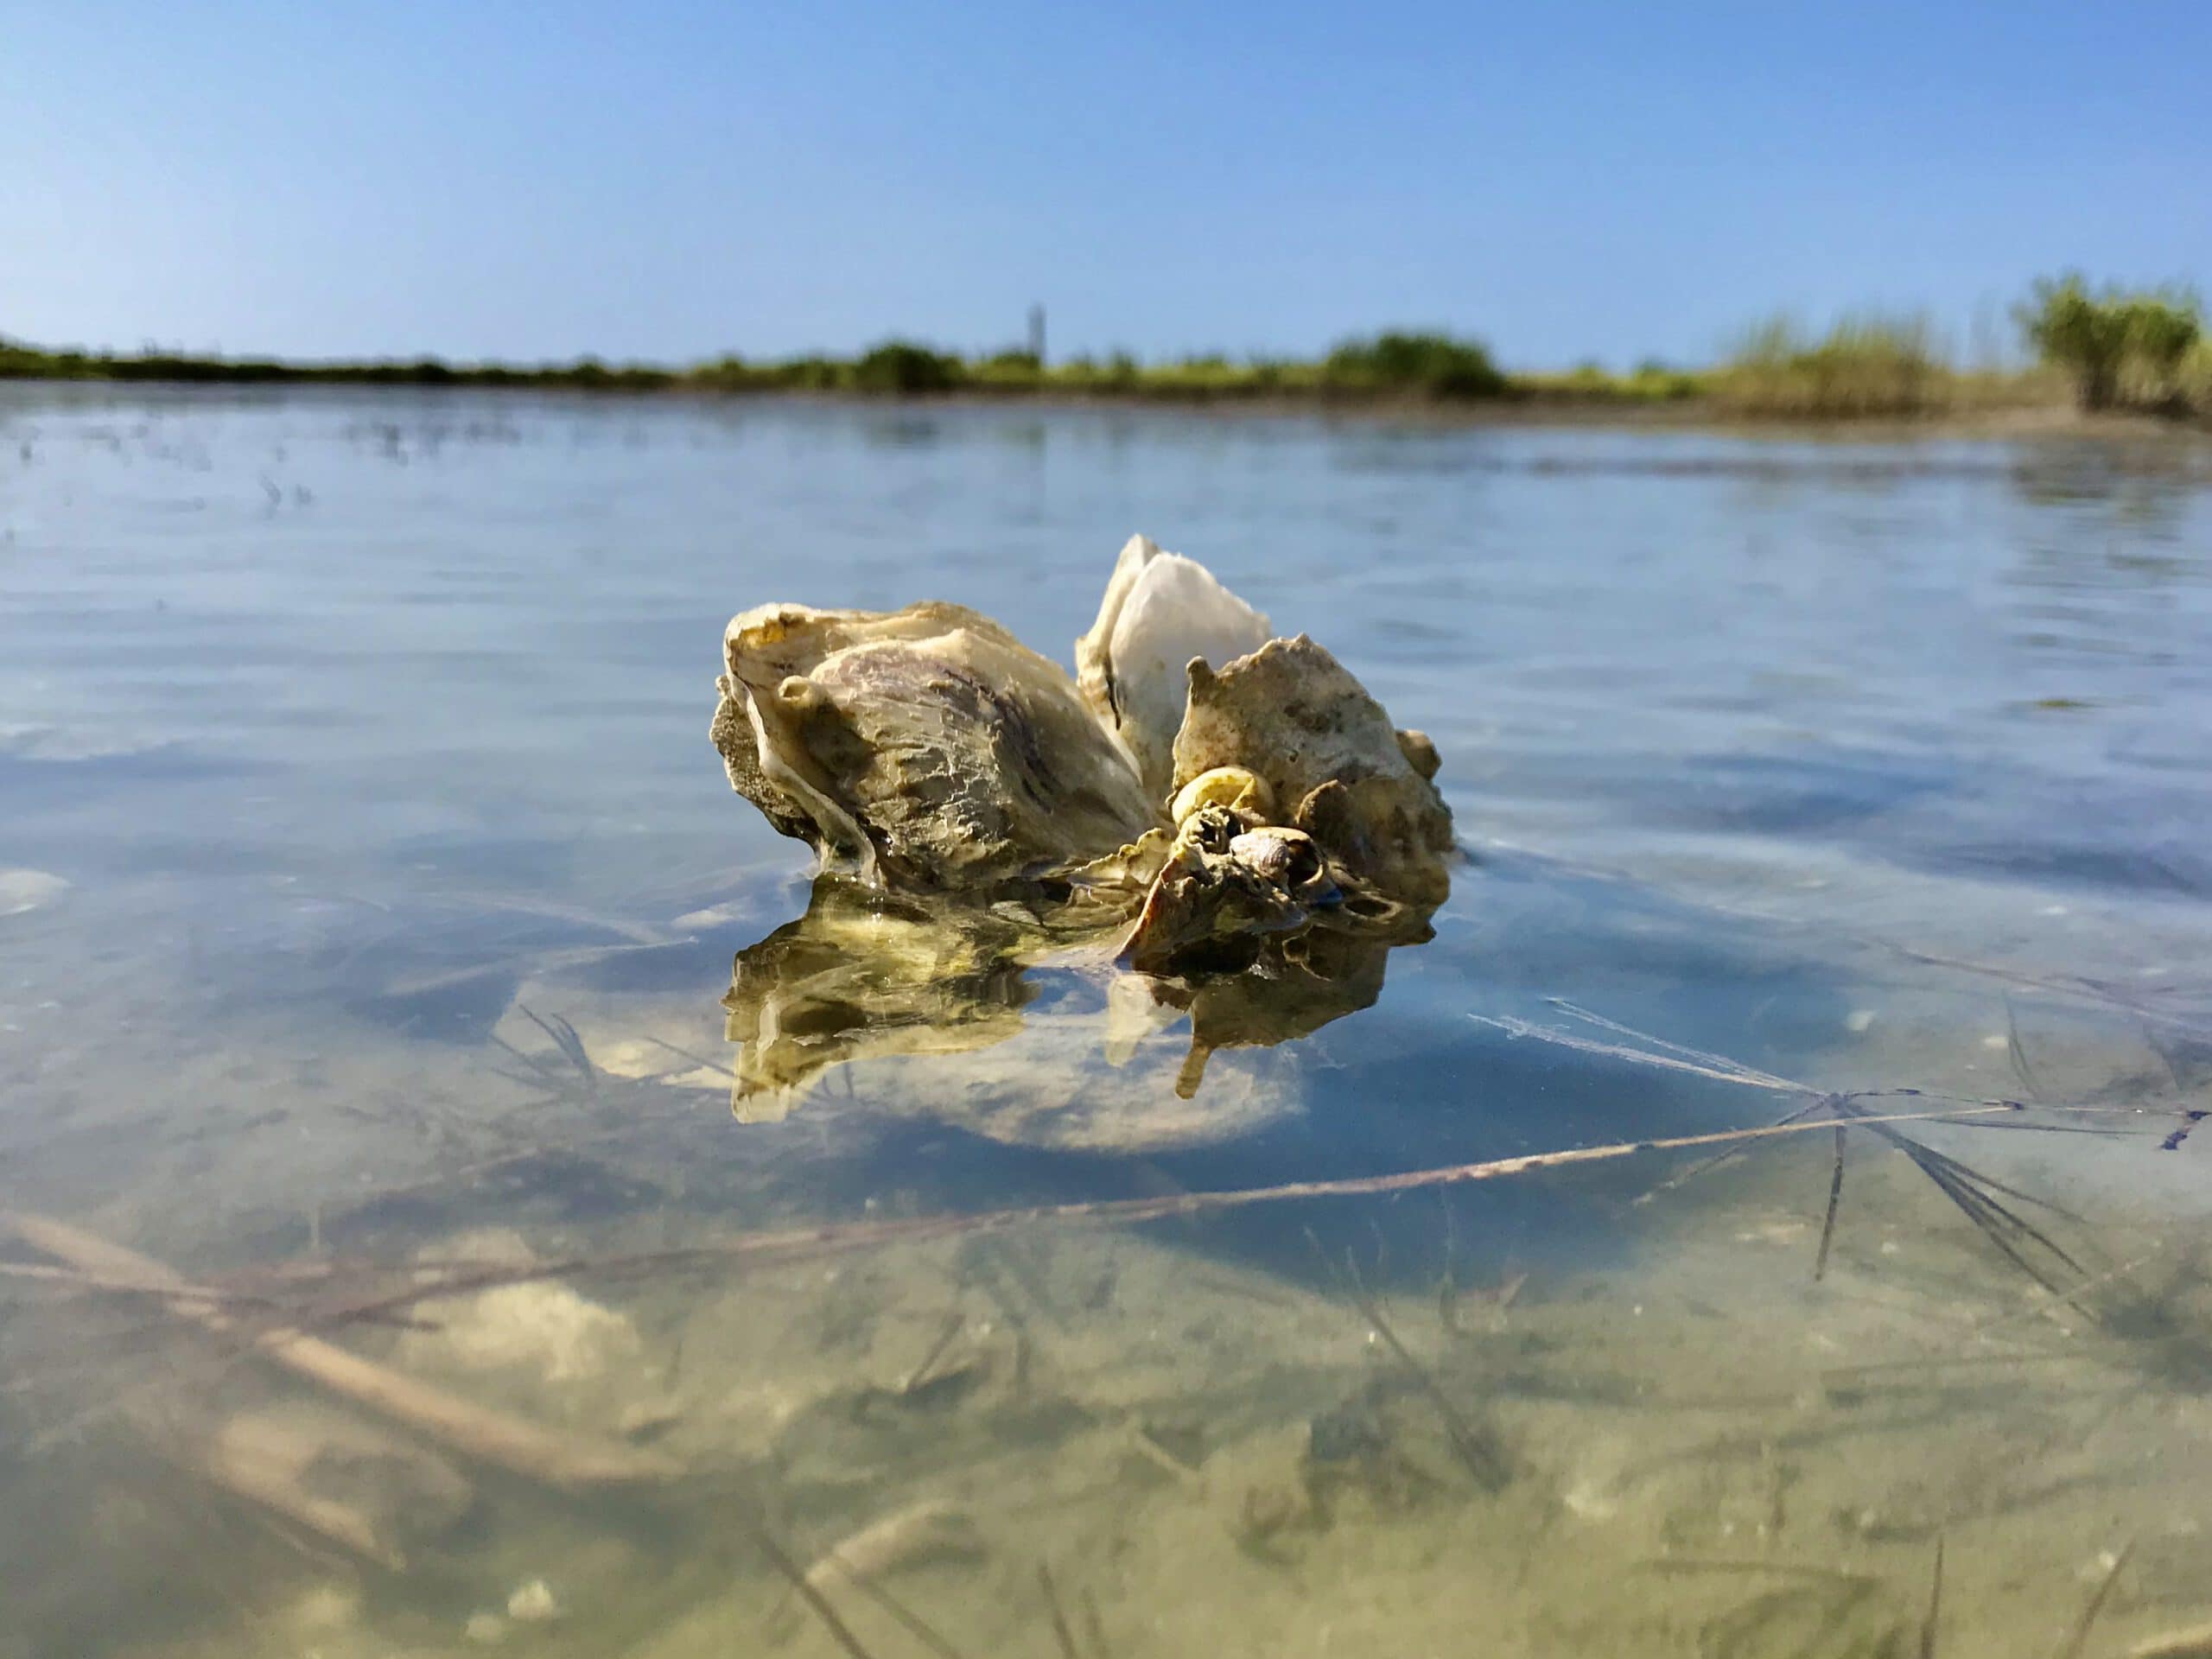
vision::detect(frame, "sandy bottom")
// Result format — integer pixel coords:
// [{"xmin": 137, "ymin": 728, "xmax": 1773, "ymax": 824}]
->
[
  {"xmin": 4, "ymin": 1099, "xmax": 2204, "ymax": 1659},
  {"xmin": 4, "ymin": 872, "xmax": 2209, "ymax": 1659}
]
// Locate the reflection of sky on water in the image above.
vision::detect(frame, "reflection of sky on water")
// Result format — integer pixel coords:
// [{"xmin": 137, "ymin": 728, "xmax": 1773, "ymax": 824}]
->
[
  {"xmin": 4, "ymin": 390, "xmax": 2209, "ymax": 1178},
  {"xmin": 5, "ymin": 388, "xmax": 2212, "ymax": 1656}
]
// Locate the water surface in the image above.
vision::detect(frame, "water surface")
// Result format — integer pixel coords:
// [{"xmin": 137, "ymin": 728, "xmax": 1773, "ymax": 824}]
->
[{"xmin": 3, "ymin": 386, "xmax": 2211, "ymax": 1656}]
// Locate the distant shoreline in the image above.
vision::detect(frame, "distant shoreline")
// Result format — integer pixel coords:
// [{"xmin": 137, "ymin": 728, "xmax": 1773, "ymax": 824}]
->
[
  {"xmin": 9, "ymin": 302, "xmax": 2206, "ymax": 433},
  {"xmin": 5, "ymin": 369, "xmax": 2208, "ymax": 446}
]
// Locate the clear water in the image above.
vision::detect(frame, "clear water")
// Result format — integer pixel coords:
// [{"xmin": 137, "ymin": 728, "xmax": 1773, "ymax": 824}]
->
[{"xmin": 3, "ymin": 385, "xmax": 2211, "ymax": 1656}]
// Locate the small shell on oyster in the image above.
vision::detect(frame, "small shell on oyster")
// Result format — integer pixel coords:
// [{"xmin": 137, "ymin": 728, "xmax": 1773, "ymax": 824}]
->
[
  {"xmin": 1227, "ymin": 826, "xmax": 1337, "ymax": 904},
  {"xmin": 1172, "ymin": 636, "xmax": 1454, "ymax": 905},
  {"xmin": 1116, "ymin": 804, "xmax": 1322, "ymax": 975},
  {"xmin": 1396, "ymin": 728, "xmax": 1442, "ymax": 782},
  {"xmin": 713, "ymin": 600, "xmax": 1161, "ymax": 889},
  {"xmin": 1170, "ymin": 766, "xmax": 1274, "ymax": 824},
  {"xmin": 1076, "ymin": 535, "xmax": 1274, "ymax": 804}
]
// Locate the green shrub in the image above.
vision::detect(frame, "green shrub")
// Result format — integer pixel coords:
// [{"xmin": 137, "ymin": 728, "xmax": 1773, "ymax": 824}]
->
[
  {"xmin": 969, "ymin": 350, "xmax": 1045, "ymax": 391},
  {"xmin": 2178, "ymin": 339, "xmax": 2212, "ymax": 416},
  {"xmin": 2016, "ymin": 273, "xmax": 2202, "ymax": 410},
  {"xmin": 2121, "ymin": 292, "xmax": 2202, "ymax": 406},
  {"xmin": 850, "ymin": 340, "xmax": 963, "ymax": 395},
  {"xmin": 1320, "ymin": 331, "xmax": 1506, "ymax": 399},
  {"xmin": 777, "ymin": 356, "xmax": 849, "ymax": 391},
  {"xmin": 1626, "ymin": 358, "xmax": 1704, "ymax": 399}
]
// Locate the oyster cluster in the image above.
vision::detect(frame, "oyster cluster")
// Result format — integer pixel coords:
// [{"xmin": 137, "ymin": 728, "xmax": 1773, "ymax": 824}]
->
[
  {"xmin": 711, "ymin": 535, "xmax": 1453, "ymax": 1102},
  {"xmin": 712, "ymin": 534, "xmax": 1453, "ymax": 977}
]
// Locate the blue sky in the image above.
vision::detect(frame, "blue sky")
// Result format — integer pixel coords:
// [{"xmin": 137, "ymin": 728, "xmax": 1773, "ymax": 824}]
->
[{"xmin": 3, "ymin": 2, "xmax": 2207, "ymax": 368}]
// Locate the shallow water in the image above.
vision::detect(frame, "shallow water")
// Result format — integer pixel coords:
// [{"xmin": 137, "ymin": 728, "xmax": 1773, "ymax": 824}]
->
[{"xmin": 3, "ymin": 385, "xmax": 2212, "ymax": 1656}]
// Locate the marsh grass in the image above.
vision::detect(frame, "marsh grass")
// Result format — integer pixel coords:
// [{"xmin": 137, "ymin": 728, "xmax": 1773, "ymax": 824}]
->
[
  {"xmin": 0, "ymin": 337, "xmax": 678, "ymax": 391},
  {"xmin": 1713, "ymin": 313, "xmax": 1955, "ymax": 417},
  {"xmin": 1516, "ymin": 359, "xmax": 1707, "ymax": 403},
  {"xmin": 2177, "ymin": 339, "xmax": 2212, "ymax": 413},
  {"xmin": 0, "ymin": 330, "xmax": 1513, "ymax": 407},
  {"xmin": 5, "ymin": 290, "xmax": 2202, "ymax": 422}
]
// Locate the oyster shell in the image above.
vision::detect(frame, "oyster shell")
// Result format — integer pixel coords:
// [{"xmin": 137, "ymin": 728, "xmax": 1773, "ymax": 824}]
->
[
  {"xmin": 711, "ymin": 537, "xmax": 1455, "ymax": 1094},
  {"xmin": 1172, "ymin": 636, "xmax": 1454, "ymax": 905},
  {"xmin": 712, "ymin": 601, "xmax": 1162, "ymax": 888},
  {"xmin": 1076, "ymin": 535, "xmax": 1274, "ymax": 804}
]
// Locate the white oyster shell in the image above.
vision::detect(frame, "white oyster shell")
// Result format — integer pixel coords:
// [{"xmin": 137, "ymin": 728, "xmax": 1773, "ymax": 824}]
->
[
  {"xmin": 712, "ymin": 601, "xmax": 1160, "ymax": 888},
  {"xmin": 1075, "ymin": 535, "xmax": 1273, "ymax": 805}
]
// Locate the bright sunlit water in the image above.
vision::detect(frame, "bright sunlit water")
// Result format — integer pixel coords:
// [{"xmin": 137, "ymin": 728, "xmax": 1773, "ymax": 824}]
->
[{"xmin": 4, "ymin": 385, "xmax": 2211, "ymax": 1657}]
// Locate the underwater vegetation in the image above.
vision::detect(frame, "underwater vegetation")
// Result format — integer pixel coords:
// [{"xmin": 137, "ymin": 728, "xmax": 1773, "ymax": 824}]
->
[{"xmin": 5, "ymin": 989, "xmax": 2208, "ymax": 1658}]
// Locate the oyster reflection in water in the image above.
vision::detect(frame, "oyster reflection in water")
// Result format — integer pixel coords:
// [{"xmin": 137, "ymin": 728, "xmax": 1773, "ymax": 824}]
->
[
  {"xmin": 714, "ymin": 535, "xmax": 1453, "ymax": 1116},
  {"xmin": 721, "ymin": 867, "xmax": 1444, "ymax": 1114}
]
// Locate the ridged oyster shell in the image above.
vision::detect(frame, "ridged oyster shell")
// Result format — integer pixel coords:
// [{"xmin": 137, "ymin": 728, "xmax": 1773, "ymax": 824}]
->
[
  {"xmin": 1172, "ymin": 636, "xmax": 1454, "ymax": 905},
  {"xmin": 712, "ymin": 601, "xmax": 1162, "ymax": 889}
]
